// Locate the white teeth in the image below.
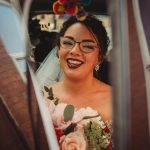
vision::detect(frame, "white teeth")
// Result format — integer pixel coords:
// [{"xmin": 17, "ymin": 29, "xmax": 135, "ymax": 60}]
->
[{"xmin": 68, "ymin": 59, "xmax": 82, "ymax": 65}]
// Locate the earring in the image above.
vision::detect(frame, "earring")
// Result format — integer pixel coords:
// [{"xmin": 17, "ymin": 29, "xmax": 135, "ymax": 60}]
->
[{"xmin": 95, "ymin": 65, "xmax": 99, "ymax": 71}]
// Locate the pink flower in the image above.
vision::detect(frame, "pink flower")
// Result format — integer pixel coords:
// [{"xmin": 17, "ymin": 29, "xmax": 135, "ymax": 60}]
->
[
  {"xmin": 48, "ymin": 103, "xmax": 72, "ymax": 129},
  {"xmin": 73, "ymin": 107, "xmax": 101, "ymax": 126},
  {"xmin": 60, "ymin": 130, "xmax": 86, "ymax": 150},
  {"xmin": 47, "ymin": 101, "xmax": 55, "ymax": 114},
  {"xmin": 51, "ymin": 103, "xmax": 67, "ymax": 127}
]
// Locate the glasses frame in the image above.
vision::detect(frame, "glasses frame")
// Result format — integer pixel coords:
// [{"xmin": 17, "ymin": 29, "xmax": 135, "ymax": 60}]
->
[{"xmin": 60, "ymin": 37, "xmax": 99, "ymax": 53}]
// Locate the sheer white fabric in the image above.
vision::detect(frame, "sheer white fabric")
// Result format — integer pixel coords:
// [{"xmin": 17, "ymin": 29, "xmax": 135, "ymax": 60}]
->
[{"xmin": 36, "ymin": 47, "xmax": 63, "ymax": 88}]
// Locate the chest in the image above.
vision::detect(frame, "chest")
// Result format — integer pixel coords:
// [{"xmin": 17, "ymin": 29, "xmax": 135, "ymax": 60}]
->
[{"xmin": 54, "ymin": 91, "xmax": 109, "ymax": 113}]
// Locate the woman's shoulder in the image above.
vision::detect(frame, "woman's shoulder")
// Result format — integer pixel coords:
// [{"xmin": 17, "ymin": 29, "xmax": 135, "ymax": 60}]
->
[
  {"xmin": 93, "ymin": 79, "xmax": 112, "ymax": 101},
  {"xmin": 96, "ymin": 79, "xmax": 112, "ymax": 92},
  {"xmin": 91, "ymin": 79, "xmax": 112, "ymax": 121}
]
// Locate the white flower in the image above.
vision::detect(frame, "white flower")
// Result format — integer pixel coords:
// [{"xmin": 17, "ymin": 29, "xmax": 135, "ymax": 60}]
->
[
  {"xmin": 73, "ymin": 107, "xmax": 101, "ymax": 126},
  {"xmin": 47, "ymin": 100, "xmax": 55, "ymax": 114},
  {"xmin": 48, "ymin": 102, "xmax": 73, "ymax": 129},
  {"xmin": 60, "ymin": 129, "xmax": 87, "ymax": 150}
]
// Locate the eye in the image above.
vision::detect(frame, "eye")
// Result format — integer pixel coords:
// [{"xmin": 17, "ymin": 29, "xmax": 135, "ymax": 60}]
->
[
  {"xmin": 63, "ymin": 40, "xmax": 74, "ymax": 46},
  {"xmin": 83, "ymin": 45, "xmax": 95, "ymax": 50}
]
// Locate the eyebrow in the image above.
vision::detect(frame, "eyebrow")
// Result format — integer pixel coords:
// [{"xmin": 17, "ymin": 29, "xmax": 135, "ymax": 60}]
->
[{"xmin": 64, "ymin": 36, "xmax": 96, "ymax": 43}]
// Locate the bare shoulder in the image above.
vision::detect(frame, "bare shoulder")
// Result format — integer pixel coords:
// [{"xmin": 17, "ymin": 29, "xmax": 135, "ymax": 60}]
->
[
  {"xmin": 101, "ymin": 82, "xmax": 112, "ymax": 97},
  {"xmin": 95, "ymin": 79, "xmax": 112, "ymax": 94},
  {"xmin": 93, "ymin": 80, "xmax": 112, "ymax": 121}
]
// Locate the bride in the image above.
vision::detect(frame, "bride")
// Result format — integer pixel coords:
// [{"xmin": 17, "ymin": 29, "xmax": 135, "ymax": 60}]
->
[{"xmin": 43, "ymin": 14, "xmax": 112, "ymax": 150}]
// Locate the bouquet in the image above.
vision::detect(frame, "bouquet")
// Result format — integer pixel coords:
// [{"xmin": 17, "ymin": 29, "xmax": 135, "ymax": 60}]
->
[{"xmin": 44, "ymin": 86, "xmax": 112, "ymax": 150}]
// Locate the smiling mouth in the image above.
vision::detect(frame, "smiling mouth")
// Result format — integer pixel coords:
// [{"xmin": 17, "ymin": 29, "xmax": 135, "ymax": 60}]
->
[{"xmin": 66, "ymin": 58, "xmax": 84, "ymax": 69}]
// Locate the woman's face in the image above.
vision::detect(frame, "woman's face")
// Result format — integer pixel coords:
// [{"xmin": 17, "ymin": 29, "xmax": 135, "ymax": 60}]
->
[{"xmin": 58, "ymin": 23, "xmax": 100, "ymax": 80}]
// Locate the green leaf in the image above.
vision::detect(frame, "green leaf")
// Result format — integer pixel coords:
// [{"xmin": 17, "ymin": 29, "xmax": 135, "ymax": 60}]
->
[
  {"xmin": 64, "ymin": 105, "xmax": 74, "ymax": 122},
  {"xmin": 63, "ymin": 123, "xmax": 77, "ymax": 135},
  {"xmin": 49, "ymin": 87, "xmax": 53, "ymax": 93},
  {"xmin": 82, "ymin": 114, "xmax": 100, "ymax": 120},
  {"xmin": 48, "ymin": 87, "xmax": 54, "ymax": 100},
  {"xmin": 54, "ymin": 98, "xmax": 59, "ymax": 105},
  {"xmin": 44, "ymin": 86, "xmax": 49, "ymax": 92},
  {"xmin": 47, "ymin": 96, "xmax": 54, "ymax": 100}
]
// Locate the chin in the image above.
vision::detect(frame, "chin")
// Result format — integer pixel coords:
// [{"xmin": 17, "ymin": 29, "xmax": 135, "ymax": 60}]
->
[{"xmin": 64, "ymin": 70, "xmax": 83, "ymax": 81}]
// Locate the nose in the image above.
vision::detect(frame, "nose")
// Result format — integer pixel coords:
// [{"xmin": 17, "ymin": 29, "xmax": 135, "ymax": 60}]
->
[{"xmin": 69, "ymin": 43, "xmax": 81, "ymax": 55}]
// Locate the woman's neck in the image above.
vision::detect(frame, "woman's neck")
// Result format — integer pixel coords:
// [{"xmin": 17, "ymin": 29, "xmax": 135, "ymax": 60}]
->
[{"xmin": 62, "ymin": 75, "xmax": 97, "ymax": 94}]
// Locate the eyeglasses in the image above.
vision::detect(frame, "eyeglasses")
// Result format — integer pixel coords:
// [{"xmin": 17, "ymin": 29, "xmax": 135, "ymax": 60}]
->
[{"xmin": 60, "ymin": 37, "xmax": 98, "ymax": 53}]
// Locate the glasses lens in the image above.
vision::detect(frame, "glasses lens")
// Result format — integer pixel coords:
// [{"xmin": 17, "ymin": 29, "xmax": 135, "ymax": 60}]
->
[
  {"xmin": 60, "ymin": 37, "xmax": 74, "ymax": 49},
  {"xmin": 81, "ymin": 42, "xmax": 97, "ymax": 53}
]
